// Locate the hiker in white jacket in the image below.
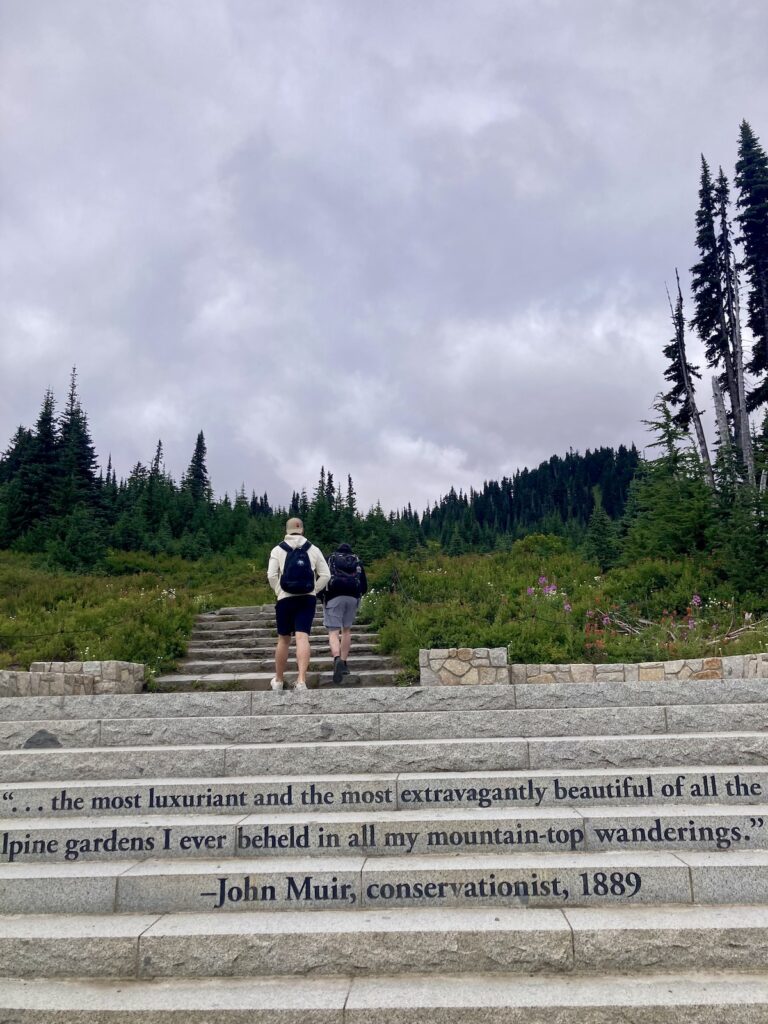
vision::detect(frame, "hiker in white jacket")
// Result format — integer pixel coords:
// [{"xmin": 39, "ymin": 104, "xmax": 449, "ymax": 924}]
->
[{"xmin": 267, "ymin": 517, "xmax": 330, "ymax": 691}]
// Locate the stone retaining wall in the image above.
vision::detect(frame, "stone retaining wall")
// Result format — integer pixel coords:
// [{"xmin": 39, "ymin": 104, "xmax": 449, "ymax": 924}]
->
[
  {"xmin": 419, "ymin": 648, "xmax": 509, "ymax": 686},
  {"xmin": 0, "ymin": 661, "xmax": 145, "ymax": 698},
  {"xmin": 420, "ymin": 649, "xmax": 768, "ymax": 686}
]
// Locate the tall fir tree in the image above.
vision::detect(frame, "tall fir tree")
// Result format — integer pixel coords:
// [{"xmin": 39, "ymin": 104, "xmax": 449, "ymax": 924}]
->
[
  {"xmin": 55, "ymin": 368, "xmax": 99, "ymax": 516},
  {"xmin": 183, "ymin": 431, "xmax": 212, "ymax": 504},
  {"xmin": 735, "ymin": 120, "xmax": 768, "ymax": 411},
  {"xmin": 662, "ymin": 272, "xmax": 714, "ymax": 487}
]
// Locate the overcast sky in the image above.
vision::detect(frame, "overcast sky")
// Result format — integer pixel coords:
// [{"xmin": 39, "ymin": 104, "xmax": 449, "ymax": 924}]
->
[{"xmin": 1, "ymin": 1, "xmax": 766, "ymax": 510}]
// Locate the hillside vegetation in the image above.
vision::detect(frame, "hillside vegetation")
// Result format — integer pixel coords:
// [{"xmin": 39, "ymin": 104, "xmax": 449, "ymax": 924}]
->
[{"xmin": 2, "ymin": 537, "xmax": 766, "ymax": 682}]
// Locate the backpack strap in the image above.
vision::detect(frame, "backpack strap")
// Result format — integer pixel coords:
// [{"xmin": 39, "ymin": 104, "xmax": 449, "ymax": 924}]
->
[{"xmin": 280, "ymin": 540, "xmax": 312, "ymax": 554}]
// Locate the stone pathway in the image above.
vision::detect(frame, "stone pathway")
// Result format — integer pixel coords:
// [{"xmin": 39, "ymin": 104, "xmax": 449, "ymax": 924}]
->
[
  {"xmin": 155, "ymin": 604, "xmax": 400, "ymax": 690},
  {"xmin": 0, "ymin": 627, "xmax": 767, "ymax": 1018}
]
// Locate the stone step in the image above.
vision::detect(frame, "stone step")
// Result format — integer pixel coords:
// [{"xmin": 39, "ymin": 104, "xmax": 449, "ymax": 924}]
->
[
  {"xmin": 1, "ymin": 849, "xmax": 766, "ymax": 915},
  {"xmin": 3, "ymin": 732, "xmax": 768, "ymax": 783},
  {"xmin": 152, "ymin": 669, "xmax": 400, "ymax": 691},
  {"xmin": 3, "ymin": 704, "xmax": 768, "ymax": 752},
  {"xmin": 4, "ymin": 767, "xmax": 766, "ymax": 821},
  {"xmin": 189, "ymin": 629, "xmax": 378, "ymax": 642},
  {"xmin": 2, "ymin": 905, "xmax": 767, "ymax": 978},
  {"xmin": 2, "ymin": 679, "xmax": 767, "ymax": 723},
  {"xmin": 2, "ymin": 803, "xmax": 767, "ymax": 868},
  {"xmin": 192, "ymin": 622, "xmax": 376, "ymax": 635},
  {"xmin": 185, "ymin": 643, "xmax": 381, "ymax": 657},
  {"xmin": 3, "ymin": 970, "xmax": 768, "ymax": 1021},
  {"xmin": 177, "ymin": 656, "xmax": 394, "ymax": 675}
]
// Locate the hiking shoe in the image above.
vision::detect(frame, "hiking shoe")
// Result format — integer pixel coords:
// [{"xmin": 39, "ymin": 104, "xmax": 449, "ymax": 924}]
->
[
  {"xmin": 270, "ymin": 678, "xmax": 284, "ymax": 691},
  {"xmin": 332, "ymin": 657, "xmax": 345, "ymax": 685},
  {"xmin": 294, "ymin": 680, "xmax": 308, "ymax": 691},
  {"xmin": 340, "ymin": 659, "xmax": 350, "ymax": 675}
]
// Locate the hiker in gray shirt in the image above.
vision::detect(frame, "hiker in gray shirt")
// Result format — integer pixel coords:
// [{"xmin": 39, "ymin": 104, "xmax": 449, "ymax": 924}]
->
[{"xmin": 322, "ymin": 543, "xmax": 367, "ymax": 684}]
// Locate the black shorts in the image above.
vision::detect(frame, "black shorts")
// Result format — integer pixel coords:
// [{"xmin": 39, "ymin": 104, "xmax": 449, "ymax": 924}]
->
[{"xmin": 275, "ymin": 595, "xmax": 317, "ymax": 636}]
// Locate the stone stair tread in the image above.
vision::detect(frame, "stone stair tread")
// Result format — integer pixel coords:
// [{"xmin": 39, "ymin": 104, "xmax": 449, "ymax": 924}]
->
[
  {"xmin": 2, "ymin": 970, "xmax": 768, "ymax": 1020},
  {"xmin": 3, "ymin": 846, "xmax": 764, "ymax": 879},
  {"xmin": 4, "ymin": 733, "xmax": 768, "ymax": 786},
  {"xmin": 4, "ymin": 707, "xmax": 768, "ymax": 753}
]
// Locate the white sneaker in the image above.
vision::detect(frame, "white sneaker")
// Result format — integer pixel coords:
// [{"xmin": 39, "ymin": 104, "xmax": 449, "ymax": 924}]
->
[
  {"xmin": 294, "ymin": 680, "xmax": 308, "ymax": 691},
  {"xmin": 270, "ymin": 678, "xmax": 284, "ymax": 691}
]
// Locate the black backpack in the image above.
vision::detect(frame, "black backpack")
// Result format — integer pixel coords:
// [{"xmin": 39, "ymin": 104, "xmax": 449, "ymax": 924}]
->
[
  {"xmin": 279, "ymin": 541, "xmax": 315, "ymax": 594},
  {"xmin": 329, "ymin": 551, "xmax": 361, "ymax": 597}
]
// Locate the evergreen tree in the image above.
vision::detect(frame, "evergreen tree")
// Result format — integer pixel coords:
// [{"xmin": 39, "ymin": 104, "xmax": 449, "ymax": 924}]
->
[
  {"xmin": 662, "ymin": 272, "xmax": 714, "ymax": 487},
  {"xmin": 735, "ymin": 120, "xmax": 768, "ymax": 411},
  {"xmin": 183, "ymin": 431, "xmax": 212, "ymax": 504},
  {"xmin": 690, "ymin": 158, "xmax": 741, "ymax": 437},
  {"xmin": 584, "ymin": 496, "xmax": 619, "ymax": 571},
  {"xmin": 55, "ymin": 369, "xmax": 99, "ymax": 517}
]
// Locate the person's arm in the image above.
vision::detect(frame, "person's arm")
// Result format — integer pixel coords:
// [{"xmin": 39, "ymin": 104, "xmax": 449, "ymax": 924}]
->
[
  {"xmin": 358, "ymin": 564, "xmax": 368, "ymax": 596},
  {"xmin": 267, "ymin": 550, "xmax": 281, "ymax": 596},
  {"xmin": 313, "ymin": 549, "xmax": 331, "ymax": 594}
]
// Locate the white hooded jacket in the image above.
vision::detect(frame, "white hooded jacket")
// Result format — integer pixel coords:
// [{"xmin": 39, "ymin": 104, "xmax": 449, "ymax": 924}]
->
[{"xmin": 267, "ymin": 534, "xmax": 330, "ymax": 602}]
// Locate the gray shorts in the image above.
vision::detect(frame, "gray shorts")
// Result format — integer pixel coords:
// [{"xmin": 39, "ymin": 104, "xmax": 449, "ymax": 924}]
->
[{"xmin": 323, "ymin": 595, "xmax": 360, "ymax": 630}]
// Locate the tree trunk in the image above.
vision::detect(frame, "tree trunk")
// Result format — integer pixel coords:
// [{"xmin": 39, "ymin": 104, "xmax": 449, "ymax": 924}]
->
[
  {"xmin": 728, "ymin": 261, "xmax": 757, "ymax": 485},
  {"xmin": 672, "ymin": 274, "xmax": 715, "ymax": 488},
  {"xmin": 712, "ymin": 377, "xmax": 732, "ymax": 456}
]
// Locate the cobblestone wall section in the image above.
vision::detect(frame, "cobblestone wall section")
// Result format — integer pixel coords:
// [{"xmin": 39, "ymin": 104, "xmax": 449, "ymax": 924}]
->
[
  {"xmin": 419, "ymin": 647, "xmax": 509, "ymax": 686},
  {"xmin": 0, "ymin": 661, "xmax": 145, "ymax": 697},
  {"xmin": 420, "ymin": 649, "xmax": 768, "ymax": 685}
]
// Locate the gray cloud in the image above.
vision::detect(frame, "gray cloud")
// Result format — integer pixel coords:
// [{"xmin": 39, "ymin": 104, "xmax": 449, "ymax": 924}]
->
[{"xmin": 1, "ymin": 0, "xmax": 766, "ymax": 510}]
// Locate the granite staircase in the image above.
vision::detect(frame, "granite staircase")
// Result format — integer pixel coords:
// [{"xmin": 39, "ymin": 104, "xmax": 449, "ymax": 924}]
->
[
  {"xmin": 155, "ymin": 604, "xmax": 399, "ymax": 691},
  {"xmin": 1, "ymin": 650, "xmax": 768, "ymax": 1019}
]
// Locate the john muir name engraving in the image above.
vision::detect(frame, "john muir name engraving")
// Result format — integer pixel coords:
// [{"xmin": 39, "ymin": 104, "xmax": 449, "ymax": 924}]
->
[{"xmin": 204, "ymin": 869, "xmax": 643, "ymax": 909}]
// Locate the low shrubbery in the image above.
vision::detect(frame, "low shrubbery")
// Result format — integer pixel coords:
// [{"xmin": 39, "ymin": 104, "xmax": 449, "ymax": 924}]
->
[
  {"xmin": 359, "ymin": 536, "xmax": 768, "ymax": 678},
  {"xmin": 2, "ymin": 537, "xmax": 767, "ymax": 682},
  {"xmin": 0, "ymin": 550, "xmax": 273, "ymax": 676}
]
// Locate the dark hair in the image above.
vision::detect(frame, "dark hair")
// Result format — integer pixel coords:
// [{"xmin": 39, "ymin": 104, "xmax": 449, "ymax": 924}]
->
[{"xmin": 336, "ymin": 543, "xmax": 353, "ymax": 553}]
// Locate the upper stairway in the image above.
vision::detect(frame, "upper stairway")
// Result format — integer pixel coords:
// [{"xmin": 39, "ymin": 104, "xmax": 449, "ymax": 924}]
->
[{"xmin": 155, "ymin": 604, "xmax": 400, "ymax": 691}]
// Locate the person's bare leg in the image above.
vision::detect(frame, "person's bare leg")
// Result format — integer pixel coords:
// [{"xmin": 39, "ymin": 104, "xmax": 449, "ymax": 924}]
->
[
  {"xmin": 274, "ymin": 635, "xmax": 290, "ymax": 681},
  {"xmin": 328, "ymin": 629, "xmax": 341, "ymax": 658},
  {"xmin": 295, "ymin": 631, "xmax": 311, "ymax": 684},
  {"xmin": 340, "ymin": 628, "xmax": 352, "ymax": 661}
]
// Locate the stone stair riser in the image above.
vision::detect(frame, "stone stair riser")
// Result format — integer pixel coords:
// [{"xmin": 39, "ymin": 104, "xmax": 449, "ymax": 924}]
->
[
  {"xmin": 178, "ymin": 658, "xmax": 391, "ymax": 675},
  {"xmin": 3, "ymin": 733, "xmax": 768, "ymax": 783},
  {"xmin": 3, "ymin": 907, "xmax": 768, "ymax": 980},
  {"xmin": 3, "ymin": 768, "xmax": 766, "ymax": 821},
  {"xmin": 4, "ymin": 680, "xmax": 768, "ymax": 724},
  {"xmin": 2, "ymin": 805, "xmax": 767, "ymax": 867},
  {"xmin": 3, "ymin": 705, "xmax": 768, "ymax": 751},
  {"xmin": 4, "ymin": 850, "xmax": 765, "ymax": 915},
  {"xmin": 191, "ymin": 623, "xmax": 375, "ymax": 635},
  {"xmin": 185, "ymin": 645, "xmax": 381, "ymax": 658}
]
